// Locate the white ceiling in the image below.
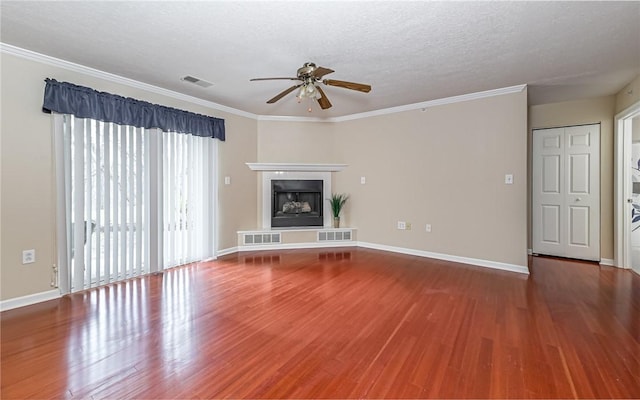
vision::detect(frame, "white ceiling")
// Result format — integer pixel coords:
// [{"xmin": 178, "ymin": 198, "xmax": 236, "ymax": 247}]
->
[{"xmin": 1, "ymin": 1, "xmax": 639, "ymax": 118}]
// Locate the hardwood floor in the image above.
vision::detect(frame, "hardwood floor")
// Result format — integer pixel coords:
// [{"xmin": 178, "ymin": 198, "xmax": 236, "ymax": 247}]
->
[{"xmin": 2, "ymin": 248, "xmax": 639, "ymax": 398}]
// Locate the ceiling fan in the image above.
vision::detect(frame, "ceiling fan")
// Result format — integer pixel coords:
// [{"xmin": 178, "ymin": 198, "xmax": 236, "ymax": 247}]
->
[{"xmin": 250, "ymin": 62, "xmax": 371, "ymax": 110}]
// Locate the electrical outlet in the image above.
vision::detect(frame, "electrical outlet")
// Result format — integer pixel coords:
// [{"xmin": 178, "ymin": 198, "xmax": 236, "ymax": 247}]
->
[
  {"xmin": 425, "ymin": 224, "xmax": 432, "ymax": 232},
  {"xmin": 406, "ymin": 223, "xmax": 412, "ymax": 230},
  {"xmin": 360, "ymin": 176, "xmax": 366, "ymax": 184},
  {"xmin": 224, "ymin": 176, "xmax": 231, "ymax": 185},
  {"xmin": 397, "ymin": 221, "xmax": 406, "ymax": 230},
  {"xmin": 22, "ymin": 249, "xmax": 36, "ymax": 264}
]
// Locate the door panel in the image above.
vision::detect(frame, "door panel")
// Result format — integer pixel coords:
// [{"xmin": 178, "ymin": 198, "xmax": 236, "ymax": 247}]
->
[
  {"xmin": 564, "ymin": 125, "xmax": 599, "ymax": 260},
  {"xmin": 569, "ymin": 206, "xmax": 589, "ymax": 246},
  {"xmin": 543, "ymin": 135, "xmax": 561, "ymax": 149},
  {"xmin": 533, "ymin": 124, "xmax": 600, "ymax": 261},
  {"xmin": 543, "ymin": 155, "xmax": 561, "ymax": 193},
  {"xmin": 541, "ymin": 205, "xmax": 560, "ymax": 243},
  {"xmin": 569, "ymin": 131, "xmax": 590, "ymax": 147},
  {"xmin": 533, "ymin": 128, "xmax": 565, "ymax": 256},
  {"xmin": 569, "ymin": 154, "xmax": 589, "ymax": 194}
]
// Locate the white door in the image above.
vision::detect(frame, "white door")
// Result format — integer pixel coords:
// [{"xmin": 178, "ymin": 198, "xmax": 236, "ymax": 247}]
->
[
  {"xmin": 614, "ymin": 101, "xmax": 640, "ymax": 273},
  {"xmin": 532, "ymin": 124, "xmax": 600, "ymax": 261},
  {"xmin": 629, "ymin": 117, "xmax": 640, "ymax": 275}
]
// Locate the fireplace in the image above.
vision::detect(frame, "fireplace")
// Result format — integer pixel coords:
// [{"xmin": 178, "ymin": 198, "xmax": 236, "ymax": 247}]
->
[
  {"xmin": 246, "ymin": 163, "xmax": 346, "ymax": 229},
  {"xmin": 271, "ymin": 180, "xmax": 323, "ymax": 227}
]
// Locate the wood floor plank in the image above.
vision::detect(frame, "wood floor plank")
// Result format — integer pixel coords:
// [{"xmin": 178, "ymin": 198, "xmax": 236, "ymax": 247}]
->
[{"xmin": 2, "ymin": 249, "xmax": 639, "ymax": 398}]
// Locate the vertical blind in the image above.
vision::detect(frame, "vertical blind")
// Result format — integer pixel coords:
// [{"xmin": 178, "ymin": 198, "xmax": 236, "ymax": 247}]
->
[
  {"xmin": 53, "ymin": 114, "xmax": 216, "ymax": 293},
  {"xmin": 162, "ymin": 130, "xmax": 215, "ymax": 269}
]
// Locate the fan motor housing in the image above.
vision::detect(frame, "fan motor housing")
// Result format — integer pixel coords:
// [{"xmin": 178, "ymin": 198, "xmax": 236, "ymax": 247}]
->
[{"xmin": 297, "ymin": 62, "xmax": 317, "ymax": 78}]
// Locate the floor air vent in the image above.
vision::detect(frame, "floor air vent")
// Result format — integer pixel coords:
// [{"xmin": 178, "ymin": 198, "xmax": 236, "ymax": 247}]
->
[
  {"xmin": 244, "ymin": 233, "xmax": 281, "ymax": 245},
  {"xmin": 318, "ymin": 230, "xmax": 352, "ymax": 242}
]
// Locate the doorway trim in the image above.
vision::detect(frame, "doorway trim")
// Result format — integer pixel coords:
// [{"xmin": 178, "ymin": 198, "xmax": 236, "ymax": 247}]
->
[{"xmin": 614, "ymin": 100, "xmax": 640, "ymax": 269}]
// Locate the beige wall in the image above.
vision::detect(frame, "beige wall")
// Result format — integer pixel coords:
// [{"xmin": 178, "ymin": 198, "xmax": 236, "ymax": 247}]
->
[
  {"xmin": 1, "ymin": 55, "xmax": 57, "ymax": 300},
  {"xmin": 616, "ymin": 74, "xmax": 640, "ymax": 114},
  {"xmin": 528, "ymin": 96, "xmax": 616, "ymax": 260},
  {"xmin": 217, "ymin": 115, "xmax": 258, "ymax": 247},
  {"xmin": 332, "ymin": 90, "xmax": 529, "ymax": 267},
  {"xmin": 0, "ymin": 53, "xmax": 257, "ymax": 300},
  {"xmin": 632, "ymin": 116, "xmax": 640, "ymax": 143},
  {"xmin": 257, "ymin": 121, "xmax": 337, "ymax": 163}
]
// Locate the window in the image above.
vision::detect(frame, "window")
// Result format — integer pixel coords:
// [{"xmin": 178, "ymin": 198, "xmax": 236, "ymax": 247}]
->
[{"xmin": 53, "ymin": 114, "xmax": 216, "ymax": 293}]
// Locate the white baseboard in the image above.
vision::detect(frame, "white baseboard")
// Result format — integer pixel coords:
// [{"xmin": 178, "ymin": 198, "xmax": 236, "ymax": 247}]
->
[
  {"xmin": 217, "ymin": 247, "xmax": 239, "ymax": 257},
  {"xmin": 599, "ymin": 258, "xmax": 616, "ymax": 266},
  {"xmin": 358, "ymin": 241, "xmax": 530, "ymax": 275},
  {"xmin": 0, "ymin": 289, "xmax": 61, "ymax": 312},
  {"xmin": 527, "ymin": 248, "xmax": 533, "ymax": 255},
  {"xmin": 219, "ymin": 241, "xmax": 529, "ymax": 274}
]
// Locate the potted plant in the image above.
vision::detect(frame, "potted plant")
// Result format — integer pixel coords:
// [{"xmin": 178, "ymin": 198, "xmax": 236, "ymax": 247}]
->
[{"xmin": 328, "ymin": 193, "xmax": 349, "ymax": 228}]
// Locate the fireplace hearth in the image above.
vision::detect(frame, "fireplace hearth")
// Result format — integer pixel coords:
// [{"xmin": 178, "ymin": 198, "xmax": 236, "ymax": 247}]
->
[{"xmin": 271, "ymin": 180, "xmax": 323, "ymax": 228}]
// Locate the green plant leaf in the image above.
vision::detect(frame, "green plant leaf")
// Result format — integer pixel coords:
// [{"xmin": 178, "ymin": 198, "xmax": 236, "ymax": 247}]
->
[{"xmin": 328, "ymin": 193, "xmax": 349, "ymax": 218}]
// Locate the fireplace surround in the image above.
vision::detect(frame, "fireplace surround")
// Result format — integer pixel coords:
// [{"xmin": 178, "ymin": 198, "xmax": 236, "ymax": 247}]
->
[{"xmin": 246, "ymin": 163, "xmax": 347, "ymax": 229}]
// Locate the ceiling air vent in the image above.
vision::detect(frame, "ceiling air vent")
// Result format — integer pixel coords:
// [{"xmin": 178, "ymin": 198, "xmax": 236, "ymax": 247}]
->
[{"xmin": 181, "ymin": 75, "xmax": 213, "ymax": 88}]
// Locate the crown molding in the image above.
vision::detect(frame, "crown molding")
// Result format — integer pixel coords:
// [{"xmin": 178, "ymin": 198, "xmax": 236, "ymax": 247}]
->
[
  {"xmin": 257, "ymin": 115, "xmax": 334, "ymax": 123},
  {"xmin": 256, "ymin": 84, "xmax": 526, "ymax": 123},
  {"xmin": 2, "ymin": 42, "xmax": 526, "ymax": 123},
  {"xmin": 0, "ymin": 42, "xmax": 258, "ymax": 120},
  {"xmin": 330, "ymin": 84, "xmax": 528, "ymax": 122},
  {"xmin": 246, "ymin": 163, "xmax": 347, "ymax": 172}
]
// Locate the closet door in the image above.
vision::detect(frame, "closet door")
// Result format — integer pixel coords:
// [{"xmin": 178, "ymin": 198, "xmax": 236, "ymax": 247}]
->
[{"xmin": 532, "ymin": 124, "xmax": 600, "ymax": 261}]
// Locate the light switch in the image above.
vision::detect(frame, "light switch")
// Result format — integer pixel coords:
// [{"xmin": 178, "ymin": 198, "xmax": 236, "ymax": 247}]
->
[
  {"xmin": 224, "ymin": 176, "xmax": 231, "ymax": 185},
  {"xmin": 360, "ymin": 176, "xmax": 366, "ymax": 184},
  {"xmin": 505, "ymin": 174, "xmax": 513, "ymax": 184}
]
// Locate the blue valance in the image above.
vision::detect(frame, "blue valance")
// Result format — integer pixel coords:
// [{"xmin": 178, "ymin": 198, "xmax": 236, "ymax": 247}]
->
[{"xmin": 42, "ymin": 79, "xmax": 225, "ymax": 141}]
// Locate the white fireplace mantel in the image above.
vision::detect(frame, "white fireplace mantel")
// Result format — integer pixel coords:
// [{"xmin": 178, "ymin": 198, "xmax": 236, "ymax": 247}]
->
[
  {"xmin": 246, "ymin": 163, "xmax": 348, "ymax": 172},
  {"xmin": 246, "ymin": 163, "xmax": 347, "ymax": 229}
]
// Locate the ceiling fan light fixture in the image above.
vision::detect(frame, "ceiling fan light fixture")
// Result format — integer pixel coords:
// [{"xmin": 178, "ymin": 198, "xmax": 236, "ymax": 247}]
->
[
  {"xmin": 297, "ymin": 85, "xmax": 306, "ymax": 99},
  {"xmin": 297, "ymin": 82, "xmax": 320, "ymax": 100},
  {"xmin": 305, "ymin": 84, "xmax": 317, "ymax": 97},
  {"xmin": 250, "ymin": 62, "xmax": 371, "ymax": 111}
]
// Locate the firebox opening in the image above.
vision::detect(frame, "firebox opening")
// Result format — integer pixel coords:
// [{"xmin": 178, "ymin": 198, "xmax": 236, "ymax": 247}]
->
[{"xmin": 272, "ymin": 180, "xmax": 323, "ymax": 228}]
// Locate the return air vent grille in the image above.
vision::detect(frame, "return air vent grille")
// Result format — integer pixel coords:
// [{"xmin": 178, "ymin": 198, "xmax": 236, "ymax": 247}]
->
[
  {"xmin": 244, "ymin": 233, "xmax": 281, "ymax": 245},
  {"xmin": 181, "ymin": 75, "xmax": 213, "ymax": 88},
  {"xmin": 318, "ymin": 230, "xmax": 352, "ymax": 242}
]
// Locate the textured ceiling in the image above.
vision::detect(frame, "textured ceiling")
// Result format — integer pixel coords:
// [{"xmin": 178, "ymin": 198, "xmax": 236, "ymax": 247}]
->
[{"xmin": 1, "ymin": 1, "xmax": 639, "ymax": 118}]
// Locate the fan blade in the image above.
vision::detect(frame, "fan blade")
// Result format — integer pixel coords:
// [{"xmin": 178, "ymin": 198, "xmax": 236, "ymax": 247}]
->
[
  {"xmin": 266, "ymin": 84, "xmax": 302, "ymax": 104},
  {"xmin": 323, "ymin": 79, "xmax": 371, "ymax": 93},
  {"xmin": 250, "ymin": 77, "xmax": 300, "ymax": 81},
  {"xmin": 315, "ymin": 86, "xmax": 332, "ymax": 110},
  {"xmin": 312, "ymin": 66, "xmax": 334, "ymax": 78}
]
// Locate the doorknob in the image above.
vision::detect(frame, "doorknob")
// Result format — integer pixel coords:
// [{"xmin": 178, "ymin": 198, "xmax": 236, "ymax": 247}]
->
[{"xmin": 628, "ymin": 198, "xmax": 634, "ymax": 203}]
